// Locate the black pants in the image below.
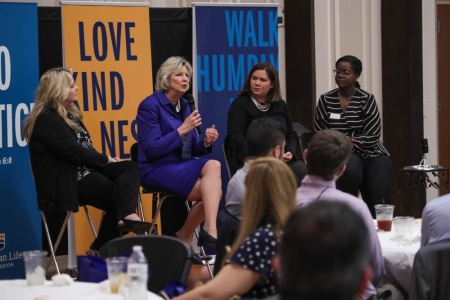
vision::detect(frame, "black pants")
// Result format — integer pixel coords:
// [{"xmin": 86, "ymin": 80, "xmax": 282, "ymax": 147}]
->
[
  {"xmin": 336, "ymin": 153, "xmax": 394, "ymax": 218},
  {"xmin": 78, "ymin": 161, "xmax": 140, "ymax": 250}
]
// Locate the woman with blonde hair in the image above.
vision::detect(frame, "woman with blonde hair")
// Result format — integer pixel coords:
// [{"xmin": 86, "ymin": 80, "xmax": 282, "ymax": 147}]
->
[
  {"xmin": 24, "ymin": 67, "xmax": 149, "ymax": 255},
  {"xmin": 137, "ymin": 56, "xmax": 221, "ymax": 258},
  {"xmin": 174, "ymin": 157, "xmax": 297, "ymax": 300}
]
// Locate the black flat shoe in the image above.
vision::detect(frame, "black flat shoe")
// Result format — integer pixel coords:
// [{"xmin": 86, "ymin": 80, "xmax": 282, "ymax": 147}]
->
[
  {"xmin": 197, "ymin": 227, "xmax": 217, "ymax": 248},
  {"xmin": 119, "ymin": 219, "xmax": 151, "ymax": 236},
  {"xmin": 191, "ymin": 253, "xmax": 213, "ymax": 265}
]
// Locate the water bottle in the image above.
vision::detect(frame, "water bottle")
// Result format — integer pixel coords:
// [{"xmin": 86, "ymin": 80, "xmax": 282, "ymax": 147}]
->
[{"xmin": 127, "ymin": 245, "xmax": 148, "ymax": 300}]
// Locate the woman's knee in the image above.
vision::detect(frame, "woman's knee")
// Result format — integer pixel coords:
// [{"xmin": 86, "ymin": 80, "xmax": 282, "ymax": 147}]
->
[{"xmin": 204, "ymin": 160, "xmax": 222, "ymax": 175}]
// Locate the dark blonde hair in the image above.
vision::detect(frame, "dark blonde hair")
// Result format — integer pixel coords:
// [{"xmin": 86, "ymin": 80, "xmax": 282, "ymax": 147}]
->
[
  {"xmin": 238, "ymin": 62, "xmax": 282, "ymax": 102},
  {"xmin": 23, "ymin": 67, "xmax": 81, "ymax": 141},
  {"xmin": 224, "ymin": 157, "xmax": 297, "ymax": 263}
]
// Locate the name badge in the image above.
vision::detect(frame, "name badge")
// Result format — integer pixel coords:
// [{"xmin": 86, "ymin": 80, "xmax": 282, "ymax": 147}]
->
[{"xmin": 330, "ymin": 113, "xmax": 341, "ymax": 120}]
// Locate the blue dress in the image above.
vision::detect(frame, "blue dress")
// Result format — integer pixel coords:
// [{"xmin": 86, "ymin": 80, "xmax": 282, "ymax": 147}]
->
[
  {"xmin": 228, "ymin": 224, "xmax": 279, "ymax": 299},
  {"xmin": 136, "ymin": 91, "xmax": 211, "ymax": 198}
]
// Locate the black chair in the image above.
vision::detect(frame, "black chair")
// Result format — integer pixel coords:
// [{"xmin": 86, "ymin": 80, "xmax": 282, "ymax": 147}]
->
[
  {"xmin": 292, "ymin": 123, "xmax": 313, "ymax": 162},
  {"xmin": 298, "ymin": 132, "xmax": 315, "ymax": 163},
  {"xmin": 99, "ymin": 235, "xmax": 192, "ymax": 292},
  {"xmin": 214, "ymin": 208, "xmax": 240, "ymax": 276},
  {"xmin": 410, "ymin": 240, "xmax": 450, "ymax": 300},
  {"xmin": 130, "ymin": 142, "xmax": 213, "ymax": 278}
]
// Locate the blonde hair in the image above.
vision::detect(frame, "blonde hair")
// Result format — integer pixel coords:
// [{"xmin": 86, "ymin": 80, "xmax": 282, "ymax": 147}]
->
[
  {"xmin": 224, "ymin": 157, "xmax": 297, "ymax": 263},
  {"xmin": 23, "ymin": 67, "xmax": 82, "ymax": 141},
  {"xmin": 154, "ymin": 56, "xmax": 192, "ymax": 92}
]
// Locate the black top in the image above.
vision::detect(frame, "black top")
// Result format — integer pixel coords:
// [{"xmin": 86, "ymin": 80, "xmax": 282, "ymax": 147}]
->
[
  {"xmin": 29, "ymin": 108, "xmax": 108, "ymax": 211},
  {"xmin": 224, "ymin": 95, "xmax": 298, "ymax": 175}
]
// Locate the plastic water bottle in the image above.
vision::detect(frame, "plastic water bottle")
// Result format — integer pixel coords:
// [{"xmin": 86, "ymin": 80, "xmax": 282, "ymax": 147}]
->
[{"xmin": 127, "ymin": 245, "xmax": 148, "ymax": 300}]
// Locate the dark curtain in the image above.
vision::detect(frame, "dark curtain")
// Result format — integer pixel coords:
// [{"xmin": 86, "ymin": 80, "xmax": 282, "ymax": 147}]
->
[
  {"xmin": 38, "ymin": 7, "xmax": 63, "ymax": 76},
  {"xmin": 149, "ymin": 8, "xmax": 192, "ymax": 236}
]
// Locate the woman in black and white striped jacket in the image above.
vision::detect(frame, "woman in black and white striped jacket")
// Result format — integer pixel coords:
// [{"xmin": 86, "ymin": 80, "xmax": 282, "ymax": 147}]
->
[{"xmin": 314, "ymin": 55, "xmax": 394, "ymax": 218}]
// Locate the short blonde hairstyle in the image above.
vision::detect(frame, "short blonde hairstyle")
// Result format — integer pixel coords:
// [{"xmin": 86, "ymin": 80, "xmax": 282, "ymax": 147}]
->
[{"xmin": 154, "ymin": 56, "xmax": 192, "ymax": 92}]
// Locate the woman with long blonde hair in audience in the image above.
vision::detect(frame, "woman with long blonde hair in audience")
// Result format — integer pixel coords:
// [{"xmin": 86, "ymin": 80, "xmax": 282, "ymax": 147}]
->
[{"xmin": 174, "ymin": 157, "xmax": 297, "ymax": 300}]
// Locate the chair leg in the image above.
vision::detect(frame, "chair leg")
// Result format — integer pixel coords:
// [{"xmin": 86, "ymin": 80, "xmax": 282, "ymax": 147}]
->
[
  {"xmin": 184, "ymin": 202, "xmax": 214, "ymax": 278},
  {"xmin": 41, "ymin": 211, "xmax": 72, "ymax": 275},
  {"xmin": 149, "ymin": 193, "xmax": 169, "ymax": 235},
  {"xmin": 82, "ymin": 205, "xmax": 98, "ymax": 238},
  {"xmin": 137, "ymin": 193, "xmax": 145, "ymax": 222}
]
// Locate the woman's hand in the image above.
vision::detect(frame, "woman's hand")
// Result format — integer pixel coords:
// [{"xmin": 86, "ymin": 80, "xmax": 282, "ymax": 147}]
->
[
  {"xmin": 282, "ymin": 151, "xmax": 293, "ymax": 163},
  {"xmin": 178, "ymin": 110, "xmax": 202, "ymax": 136},
  {"xmin": 204, "ymin": 124, "xmax": 219, "ymax": 147},
  {"xmin": 108, "ymin": 156, "xmax": 121, "ymax": 163}
]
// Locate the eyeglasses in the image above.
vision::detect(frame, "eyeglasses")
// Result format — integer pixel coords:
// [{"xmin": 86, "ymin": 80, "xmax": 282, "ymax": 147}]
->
[{"xmin": 333, "ymin": 69, "xmax": 353, "ymax": 76}]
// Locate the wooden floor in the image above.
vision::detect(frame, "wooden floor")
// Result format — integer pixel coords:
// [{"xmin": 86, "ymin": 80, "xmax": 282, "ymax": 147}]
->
[{"xmin": 45, "ymin": 255, "xmax": 213, "ymax": 289}]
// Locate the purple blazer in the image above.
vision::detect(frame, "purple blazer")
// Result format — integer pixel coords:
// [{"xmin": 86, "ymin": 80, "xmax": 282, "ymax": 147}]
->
[{"xmin": 136, "ymin": 91, "xmax": 211, "ymax": 197}]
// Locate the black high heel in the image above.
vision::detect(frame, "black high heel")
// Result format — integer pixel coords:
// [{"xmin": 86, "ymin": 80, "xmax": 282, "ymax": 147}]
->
[
  {"xmin": 191, "ymin": 252, "xmax": 213, "ymax": 265},
  {"xmin": 197, "ymin": 227, "xmax": 217, "ymax": 248},
  {"xmin": 119, "ymin": 219, "xmax": 151, "ymax": 236}
]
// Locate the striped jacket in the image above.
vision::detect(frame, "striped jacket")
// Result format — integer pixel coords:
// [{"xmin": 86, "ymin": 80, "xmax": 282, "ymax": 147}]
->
[{"xmin": 314, "ymin": 88, "xmax": 389, "ymax": 159}]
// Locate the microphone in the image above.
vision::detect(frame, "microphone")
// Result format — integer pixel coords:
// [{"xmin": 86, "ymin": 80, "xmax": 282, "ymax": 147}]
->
[{"xmin": 186, "ymin": 94, "xmax": 201, "ymax": 134}]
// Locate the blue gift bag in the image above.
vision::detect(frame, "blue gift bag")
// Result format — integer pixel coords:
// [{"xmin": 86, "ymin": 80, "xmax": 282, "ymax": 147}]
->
[{"xmin": 77, "ymin": 256, "xmax": 108, "ymax": 283}]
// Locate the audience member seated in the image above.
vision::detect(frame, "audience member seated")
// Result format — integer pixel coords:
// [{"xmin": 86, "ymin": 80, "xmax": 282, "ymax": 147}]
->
[
  {"xmin": 421, "ymin": 193, "xmax": 450, "ymax": 247},
  {"xmin": 136, "ymin": 56, "xmax": 221, "ymax": 256},
  {"xmin": 23, "ymin": 67, "xmax": 149, "ymax": 256},
  {"xmin": 174, "ymin": 157, "xmax": 297, "ymax": 300},
  {"xmin": 274, "ymin": 201, "xmax": 371, "ymax": 300},
  {"xmin": 314, "ymin": 55, "xmax": 394, "ymax": 217},
  {"xmin": 410, "ymin": 240, "xmax": 450, "ymax": 300},
  {"xmin": 224, "ymin": 62, "xmax": 306, "ymax": 185},
  {"xmin": 214, "ymin": 117, "xmax": 286, "ymax": 275},
  {"xmin": 225, "ymin": 117, "xmax": 286, "ymax": 220},
  {"xmin": 296, "ymin": 129, "xmax": 384, "ymax": 300}
]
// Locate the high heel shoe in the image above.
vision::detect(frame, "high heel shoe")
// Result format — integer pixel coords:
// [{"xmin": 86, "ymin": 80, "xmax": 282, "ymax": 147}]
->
[
  {"xmin": 197, "ymin": 227, "xmax": 217, "ymax": 248},
  {"xmin": 191, "ymin": 252, "xmax": 213, "ymax": 265},
  {"xmin": 119, "ymin": 219, "xmax": 151, "ymax": 236}
]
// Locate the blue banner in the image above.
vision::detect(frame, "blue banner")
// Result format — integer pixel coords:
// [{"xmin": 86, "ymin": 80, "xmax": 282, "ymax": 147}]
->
[
  {"xmin": 0, "ymin": 1, "xmax": 40, "ymax": 279},
  {"xmin": 193, "ymin": 4, "xmax": 278, "ymax": 193}
]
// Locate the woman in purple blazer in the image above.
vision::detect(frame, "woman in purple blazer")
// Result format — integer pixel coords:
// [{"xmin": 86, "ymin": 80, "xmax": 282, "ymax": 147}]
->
[{"xmin": 136, "ymin": 57, "xmax": 221, "ymax": 252}]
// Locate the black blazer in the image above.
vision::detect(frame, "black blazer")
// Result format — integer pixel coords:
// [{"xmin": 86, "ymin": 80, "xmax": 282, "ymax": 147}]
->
[
  {"xmin": 29, "ymin": 109, "xmax": 108, "ymax": 212},
  {"xmin": 224, "ymin": 95, "xmax": 299, "ymax": 175}
]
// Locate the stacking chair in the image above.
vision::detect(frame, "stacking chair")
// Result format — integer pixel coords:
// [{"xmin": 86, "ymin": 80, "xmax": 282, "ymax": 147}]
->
[
  {"xmin": 99, "ymin": 235, "xmax": 192, "ymax": 293},
  {"xmin": 130, "ymin": 142, "xmax": 214, "ymax": 278}
]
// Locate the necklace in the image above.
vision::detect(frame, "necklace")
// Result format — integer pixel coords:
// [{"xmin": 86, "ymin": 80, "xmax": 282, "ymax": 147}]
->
[
  {"xmin": 250, "ymin": 96, "xmax": 270, "ymax": 112},
  {"xmin": 175, "ymin": 99, "xmax": 180, "ymax": 112}
]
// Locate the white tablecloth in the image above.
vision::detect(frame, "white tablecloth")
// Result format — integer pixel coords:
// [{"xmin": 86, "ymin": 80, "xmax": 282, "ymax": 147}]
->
[
  {"xmin": 377, "ymin": 219, "xmax": 421, "ymax": 295},
  {"xmin": 0, "ymin": 279, "xmax": 163, "ymax": 300}
]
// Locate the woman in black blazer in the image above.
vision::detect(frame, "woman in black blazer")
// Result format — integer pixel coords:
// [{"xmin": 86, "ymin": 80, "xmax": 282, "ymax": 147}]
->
[{"xmin": 23, "ymin": 67, "xmax": 149, "ymax": 255}]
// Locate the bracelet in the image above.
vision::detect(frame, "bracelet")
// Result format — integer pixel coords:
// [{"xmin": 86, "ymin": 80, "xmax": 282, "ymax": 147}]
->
[{"xmin": 204, "ymin": 138, "xmax": 211, "ymax": 148}]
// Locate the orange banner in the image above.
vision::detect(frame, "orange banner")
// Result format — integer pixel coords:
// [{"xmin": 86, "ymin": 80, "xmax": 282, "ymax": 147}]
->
[
  {"xmin": 62, "ymin": 4, "xmax": 152, "ymax": 159},
  {"xmin": 61, "ymin": 3, "xmax": 153, "ymax": 254}
]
